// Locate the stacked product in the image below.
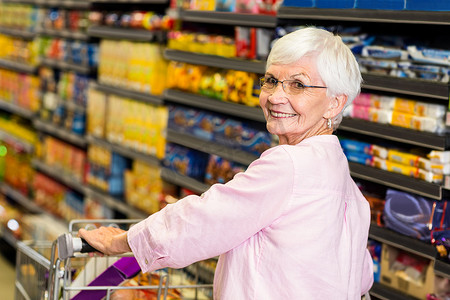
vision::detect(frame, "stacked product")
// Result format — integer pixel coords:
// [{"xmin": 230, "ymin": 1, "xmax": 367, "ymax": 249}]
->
[
  {"xmin": 281, "ymin": 0, "xmax": 450, "ymax": 11},
  {"xmin": 0, "ymin": 34, "xmax": 38, "ymax": 66},
  {"xmin": 169, "ymin": 104, "xmax": 271, "ymax": 156},
  {"xmin": 167, "ymin": 61, "xmax": 261, "ymax": 107},
  {"xmin": 274, "ymin": 25, "xmax": 450, "ymax": 83},
  {"xmin": 88, "ymin": 10, "xmax": 174, "ymax": 32},
  {"xmin": 167, "ymin": 27, "xmax": 271, "ymax": 60},
  {"xmin": 41, "ymin": 8, "xmax": 89, "ymax": 33},
  {"xmin": 174, "ymin": 0, "xmax": 281, "ymax": 14},
  {"xmin": 205, "ymin": 155, "xmax": 246, "ymax": 185},
  {"xmin": 37, "ymin": 36, "xmax": 98, "ymax": 67},
  {"xmin": 0, "ymin": 2, "xmax": 39, "ymax": 31},
  {"xmin": 40, "ymin": 68, "xmax": 89, "ymax": 135},
  {"xmin": 98, "ymin": 40, "xmax": 168, "ymax": 95},
  {"xmin": 41, "ymin": 136, "xmax": 86, "ymax": 182},
  {"xmin": 0, "ymin": 70, "xmax": 40, "ymax": 112},
  {"xmin": 340, "ymin": 138, "xmax": 447, "ymax": 183},
  {"xmin": 124, "ymin": 160, "xmax": 177, "ymax": 214},
  {"xmin": 87, "ymin": 88, "xmax": 169, "ymax": 159},
  {"xmin": 87, "ymin": 144, "xmax": 129, "ymax": 197},
  {"xmin": 1, "ymin": 140, "xmax": 34, "ymax": 196},
  {"xmin": 345, "ymin": 92, "xmax": 447, "ymax": 133}
]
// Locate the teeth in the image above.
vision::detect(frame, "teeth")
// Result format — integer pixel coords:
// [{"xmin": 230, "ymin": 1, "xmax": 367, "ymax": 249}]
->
[{"xmin": 270, "ymin": 111, "xmax": 296, "ymax": 118}]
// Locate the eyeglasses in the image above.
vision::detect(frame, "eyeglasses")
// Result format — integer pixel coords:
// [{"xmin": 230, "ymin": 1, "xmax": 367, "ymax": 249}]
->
[{"xmin": 259, "ymin": 77, "xmax": 327, "ymax": 95}]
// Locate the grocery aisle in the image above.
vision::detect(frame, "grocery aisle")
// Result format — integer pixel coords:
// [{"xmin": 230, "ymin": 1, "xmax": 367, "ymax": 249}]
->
[{"xmin": 0, "ymin": 248, "xmax": 16, "ymax": 300}]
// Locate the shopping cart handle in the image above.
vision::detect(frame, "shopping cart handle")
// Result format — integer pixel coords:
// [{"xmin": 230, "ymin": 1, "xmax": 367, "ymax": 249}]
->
[{"xmin": 57, "ymin": 233, "xmax": 100, "ymax": 259}]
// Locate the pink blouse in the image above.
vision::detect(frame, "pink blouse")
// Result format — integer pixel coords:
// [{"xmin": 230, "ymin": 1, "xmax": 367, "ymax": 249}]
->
[{"xmin": 128, "ymin": 134, "xmax": 373, "ymax": 299}]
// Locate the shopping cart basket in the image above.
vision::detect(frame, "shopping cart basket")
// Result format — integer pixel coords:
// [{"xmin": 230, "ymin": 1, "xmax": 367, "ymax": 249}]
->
[{"xmin": 15, "ymin": 219, "xmax": 214, "ymax": 300}]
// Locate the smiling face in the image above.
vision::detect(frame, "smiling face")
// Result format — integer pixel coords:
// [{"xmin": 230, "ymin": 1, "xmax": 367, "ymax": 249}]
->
[{"xmin": 259, "ymin": 55, "xmax": 345, "ymax": 145}]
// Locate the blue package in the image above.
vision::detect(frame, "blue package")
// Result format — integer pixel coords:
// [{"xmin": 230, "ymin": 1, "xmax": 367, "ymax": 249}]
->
[
  {"xmin": 168, "ymin": 105, "xmax": 214, "ymax": 141},
  {"xmin": 239, "ymin": 129, "xmax": 271, "ymax": 156},
  {"xmin": 344, "ymin": 150, "xmax": 373, "ymax": 166},
  {"xmin": 340, "ymin": 138, "xmax": 372, "ymax": 154},
  {"xmin": 281, "ymin": 0, "xmax": 315, "ymax": 7},
  {"xmin": 163, "ymin": 143, "xmax": 209, "ymax": 180},
  {"xmin": 316, "ymin": 0, "xmax": 355, "ymax": 8},
  {"xmin": 406, "ymin": 0, "xmax": 450, "ymax": 10},
  {"xmin": 356, "ymin": 0, "xmax": 405, "ymax": 9}
]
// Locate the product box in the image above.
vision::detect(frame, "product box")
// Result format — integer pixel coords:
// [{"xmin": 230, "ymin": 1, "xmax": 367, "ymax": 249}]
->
[
  {"xmin": 355, "ymin": 0, "xmax": 405, "ymax": 9},
  {"xmin": 406, "ymin": 0, "xmax": 450, "ymax": 10},
  {"xmin": 316, "ymin": 0, "xmax": 355, "ymax": 8},
  {"xmin": 72, "ymin": 257, "xmax": 141, "ymax": 300},
  {"xmin": 281, "ymin": 0, "xmax": 314, "ymax": 7},
  {"xmin": 379, "ymin": 244, "xmax": 434, "ymax": 299}
]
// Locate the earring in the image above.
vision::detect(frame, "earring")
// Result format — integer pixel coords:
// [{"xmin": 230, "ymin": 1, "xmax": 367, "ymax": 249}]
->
[{"xmin": 327, "ymin": 118, "xmax": 332, "ymax": 129}]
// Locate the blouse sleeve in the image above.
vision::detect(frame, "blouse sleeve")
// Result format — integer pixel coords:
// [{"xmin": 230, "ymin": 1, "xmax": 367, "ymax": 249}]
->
[{"xmin": 127, "ymin": 146, "xmax": 295, "ymax": 273}]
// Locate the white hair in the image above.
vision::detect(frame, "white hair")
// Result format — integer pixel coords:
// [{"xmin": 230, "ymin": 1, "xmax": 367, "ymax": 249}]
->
[{"xmin": 266, "ymin": 27, "xmax": 362, "ymax": 129}]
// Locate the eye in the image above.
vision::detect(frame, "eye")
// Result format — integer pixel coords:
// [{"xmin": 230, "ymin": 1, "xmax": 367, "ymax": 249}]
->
[
  {"xmin": 265, "ymin": 77, "xmax": 278, "ymax": 85},
  {"xmin": 290, "ymin": 80, "xmax": 305, "ymax": 90}
]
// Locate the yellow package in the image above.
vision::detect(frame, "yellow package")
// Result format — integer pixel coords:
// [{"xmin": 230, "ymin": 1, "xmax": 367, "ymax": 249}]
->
[
  {"xmin": 394, "ymin": 97, "xmax": 416, "ymax": 115},
  {"xmin": 387, "ymin": 149, "xmax": 421, "ymax": 167}
]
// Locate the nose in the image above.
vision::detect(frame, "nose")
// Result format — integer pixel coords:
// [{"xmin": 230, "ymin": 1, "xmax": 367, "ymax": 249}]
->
[{"xmin": 267, "ymin": 81, "xmax": 288, "ymax": 103}]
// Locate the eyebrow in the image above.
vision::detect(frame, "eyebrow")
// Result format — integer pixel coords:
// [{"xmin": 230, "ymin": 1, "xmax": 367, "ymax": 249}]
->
[{"xmin": 264, "ymin": 72, "xmax": 307, "ymax": 79}]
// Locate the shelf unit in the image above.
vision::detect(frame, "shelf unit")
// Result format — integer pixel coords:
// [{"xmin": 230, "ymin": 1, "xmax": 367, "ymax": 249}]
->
[
  {"xmin": 276, "ymin": 6, "xmax": 450, "ymax": 298},
  {"xmin": 1, "ymin": 3, "xmax": 449, "ymax": 298}
]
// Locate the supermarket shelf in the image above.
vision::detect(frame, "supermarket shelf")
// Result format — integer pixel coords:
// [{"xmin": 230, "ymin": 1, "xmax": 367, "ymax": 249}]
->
[
  {"xmin": 91, "ymin": 82, "xmax": 164, "ymax": 106},
  {"xmin": 36, "ymin": 0, "xmax": 91, "ymax": 8},
  {"xmin": 62, "ymin": 100, "xmax": 86, "ymax": 113},
  {"xmin": 86, "ymin": 135, "xmax": 160, "ymax": 166},
  {"xmin": 369, "ymin": 282, "xmax": 420, "ymax": 300},
  {"xmin": 38, "ymin": 28, "xmax": 89, "ymax": 41},
  {"xmin": 434, "ymin": 259, "xmax": 450, "ymax": 279},
  {"xmin": 277, "ymin": 7, "xmax": 450, "ymax": 25},
  {"xmin": 349, "ymin": 162, "xmax": 444, "ymax": 200},
  {"xmin": 164, "ymin": 89, "xmax": 266, "ymax": 123},
  {"xmin": 87, "ymin": 26, "xmax": 165, "ymax": 42},
  {"xmin": 89, "ymin": 0, "xmax": 167, "ymax": 3},
  {"xmin": 40, "ymin": 58, "xmax": 94, "ymax": 75},
  {"xmin": 0, "ymin": 27, "xmax": 36, "ymax": 40},
  {"xmin": 1, "ymin": 0, "xmax": 37, "ymax": 4},
  {"xmin": 161, "ymin": 167, "xmax": 209, "ymax": 194},
  {"xmin": 0, "ymin": 181, "xmax": 44, "ymax": 214},
  {"xmin": 0, "ymin": 100, "xmax": 35, "ymax": 119},
  {"xmin": 32, "ymin": 159, "xmax": 87, "ymax": 195},
  {"xmin": 167, "ymin": 129, "xmax": 258, "ymax": 166},
  {"xmin": 362, "ymin": 73, "xmax": 449, "ymax": 101},
  {"xmin": 84, "ymin": 186, "xmax": 147, "ymax": 219},
  {"xmin": 180, "ymin": 10, "xmax": 277, "ymax": 27},
  {"xmin": 0, "ymin": 59, "xmax": 37, "ymax": 74},
  {"xmin": 33, "ymin": 119, "xmax": 87, "ymax": 148},
  {"xmin": 0, "ymin": 130, "xmax": 34, "ymax": 153},
  {"xmin": 369, "ymin": 225, "xmax": 436, "ymax": 260},
  {"xmin": 164, "ymin": 49, "xmax": 266, "ymax": 74},
  {"xmin": 338, "ymin": 118, "xmax": 450, "ymax": 151}
]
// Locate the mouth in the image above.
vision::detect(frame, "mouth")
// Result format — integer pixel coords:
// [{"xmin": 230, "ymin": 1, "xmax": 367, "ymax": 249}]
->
[{"xmin": 269, "ymin": 110, "xmax": 297, "ymax": 119}]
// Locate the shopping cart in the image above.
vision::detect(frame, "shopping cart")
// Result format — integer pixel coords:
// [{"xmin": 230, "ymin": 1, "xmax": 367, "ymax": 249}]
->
[{"xmin": 15, "ymin": 219, "xmax": 214, "ymax": 300}]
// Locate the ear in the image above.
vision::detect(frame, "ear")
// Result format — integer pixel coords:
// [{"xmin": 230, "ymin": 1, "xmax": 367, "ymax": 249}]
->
[{"xmin": 323, "ymin": 94, "xmax": 347, "ymax": 119}]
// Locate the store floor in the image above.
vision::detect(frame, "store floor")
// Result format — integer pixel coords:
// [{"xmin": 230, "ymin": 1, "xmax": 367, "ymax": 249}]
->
[{"xmin": 0, "ymin": 250, "xmax": 16, "ymax": 300}]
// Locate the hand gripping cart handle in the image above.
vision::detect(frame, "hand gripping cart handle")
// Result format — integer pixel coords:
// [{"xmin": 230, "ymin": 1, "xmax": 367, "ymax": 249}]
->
[{"xmin": 57, "ymin": 233, "xmax": 98, "ymax": 260}]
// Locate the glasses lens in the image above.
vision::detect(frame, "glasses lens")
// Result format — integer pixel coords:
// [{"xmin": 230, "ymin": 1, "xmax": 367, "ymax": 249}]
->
[{"xmin": 286, "ymin": 80, "xmax": 304, "ymax": 95}]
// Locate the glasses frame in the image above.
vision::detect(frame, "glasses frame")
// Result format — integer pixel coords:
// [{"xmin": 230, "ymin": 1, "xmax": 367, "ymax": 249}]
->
[{"xmin": 259, "ymin": 77, "xmax": 327, "ymax": 95}]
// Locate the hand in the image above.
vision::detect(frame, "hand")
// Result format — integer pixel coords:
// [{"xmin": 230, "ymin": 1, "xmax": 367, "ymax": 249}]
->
[{"xmin": 78, "ymin": 226, "xmax": 132, "ymax": 256}]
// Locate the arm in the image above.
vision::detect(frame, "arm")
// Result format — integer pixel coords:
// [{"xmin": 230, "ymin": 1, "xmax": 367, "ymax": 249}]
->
[{"xmin": 128, "ymin": 146, "xmax": 295, "ymax": 273}]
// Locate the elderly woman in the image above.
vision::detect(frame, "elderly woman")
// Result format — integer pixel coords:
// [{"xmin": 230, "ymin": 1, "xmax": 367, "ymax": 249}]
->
[{"xmin": 79, "ymin": 27, "xmax": 373, "ymax": 299}]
